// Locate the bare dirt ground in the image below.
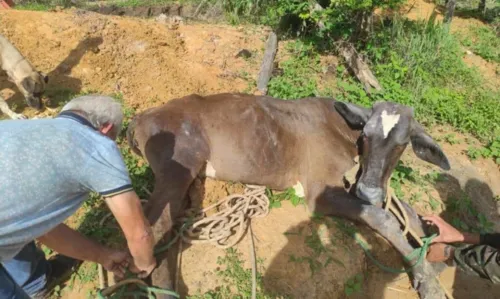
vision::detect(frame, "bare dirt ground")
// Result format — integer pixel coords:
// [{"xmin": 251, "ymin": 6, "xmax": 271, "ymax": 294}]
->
[{"xmin": 1, "ymin": 3, "xmax": 499, "ymax": 299}]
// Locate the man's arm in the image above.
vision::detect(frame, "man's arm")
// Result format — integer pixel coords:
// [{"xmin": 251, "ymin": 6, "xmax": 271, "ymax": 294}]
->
[
  {"xmin": 37, "ymin": 223, "xmax": 130, "ymax": 277},
  {"xmin": 423, "ymin": 215, "xmax": 500, "ymax": 248},
  {"xmin": 105, "ymin": 191, "xmax": 156, "ymax": 277}
]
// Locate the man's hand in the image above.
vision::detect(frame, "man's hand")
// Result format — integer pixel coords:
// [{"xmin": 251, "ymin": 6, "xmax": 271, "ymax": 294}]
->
[
  {"xmin": 128, "ymin": 255, "xmax": 157, "ymax": 278},
  {"xmin": 423, "ymin": 215, "xmax": 465, "ymax": 243},
  {"xmin": 98, "ymin": 249, "xmax": 131, "ymax": 279},
  {"xmin": 427, "ymin": 243, "xmax": 455, "ymax": 263}
]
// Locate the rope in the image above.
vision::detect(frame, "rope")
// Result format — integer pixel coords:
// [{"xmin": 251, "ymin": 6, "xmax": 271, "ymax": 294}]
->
[
  {"xmin": 354, "ymin": 232, "xmax": 437, "ymax": 273},
  {"xmin": 177, "ymin": 185, "xmax": 269, "ymax": 248},
  {"xmin": 249, "ymin": 223, "xmax": 257, "ymax": 299}
]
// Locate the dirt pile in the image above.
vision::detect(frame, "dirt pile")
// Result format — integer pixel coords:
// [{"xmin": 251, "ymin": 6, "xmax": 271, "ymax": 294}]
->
[{"xmin": 0, "ymin": 9, "xmax": 264, "ymax": 116}]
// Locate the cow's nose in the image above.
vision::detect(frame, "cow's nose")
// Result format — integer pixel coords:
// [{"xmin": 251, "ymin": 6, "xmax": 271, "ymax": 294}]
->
[{"xmin": 356, "ymin": 182, "xmax": 384, "ymax": 206}]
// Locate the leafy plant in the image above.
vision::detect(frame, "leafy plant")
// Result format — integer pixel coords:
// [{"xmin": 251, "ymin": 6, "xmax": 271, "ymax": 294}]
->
[
  {"xmin": 344, "ymin": 273, "xmax": 364, "ymax": 296},
  {"xmin": 467, "ymin": 137, "xmax": 500, "ymax": 164},
  {"xmin": 188, "ymin": 248, "xmax": 272, "ymax": 299},
  {"xmin": 443, "ymin": 133, "xmax": 461, "ymax": 145},
  {"xmin": 266, "ymin": 186, "xmax": 305, "ymax": 209},
  {"xmin": 390, "ymin": 161, "xmax": 419, "ymax": 198},
  {"xmin": 268, "ymin": 40, "xmax": 320, "ymax": 99},
  {"xmin": 428, "ymin": 196, "xmax": 441, "ymax": 211}
]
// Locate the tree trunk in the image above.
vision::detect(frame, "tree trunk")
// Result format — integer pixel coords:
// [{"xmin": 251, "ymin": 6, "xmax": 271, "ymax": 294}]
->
[
  {"xmin": 478, "ymin": 0, "xmax": 486, "ymax": 15},
  {"xmin": 444, "ymin": 0, "xmax": 456, "ymax": 23},
  {"xmin": 354, "ymin": 10, "xmax": 374, "ymax": 41}
]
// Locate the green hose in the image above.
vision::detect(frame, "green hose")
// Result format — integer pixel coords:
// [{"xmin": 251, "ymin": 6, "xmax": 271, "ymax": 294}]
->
[{"xmin": 354, "ymin": 233, "xmax": 437, "ymax": 274}]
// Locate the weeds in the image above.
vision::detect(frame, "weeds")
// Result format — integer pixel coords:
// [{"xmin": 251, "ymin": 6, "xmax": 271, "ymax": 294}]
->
[
  {"xmin": 359, "ymin": 17, "xmax": 499, "ymax": 142},
  {"xmin": 344, "ymin": 273, "xmax": 364, "ymax": 296},
  {"xmin": 467, "ymin": 137, "xmax": 500, "ymax": 164},
  {"xmin": 443, "ymin": 133, "xmax": 461, "ymax": 145},
  {"xmin": 188, "ymin": 248, "xmax": 272, "ymax": 299},
  {"xmin": 266, "ymin": 187, "xmax": 305, "ymax": 209},
  {"xmin": 287, "ymin": 219, "xmax": 347, "ymax": 276},
  {"xmin": 459, "ymin": 25, "xmax": 500, "ymax": 63},
  {"xmin": 268, "ymin": 40, "xmax": 320, "ymax": 99},
  {"xmin": 447, "ymin": 193, "xmax": 494, "ymax": 234}
]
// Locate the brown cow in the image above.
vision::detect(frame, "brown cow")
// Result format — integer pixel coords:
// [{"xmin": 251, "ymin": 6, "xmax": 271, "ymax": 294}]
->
[{"xmin": 127, "ymin": 93, "xmax": 451, "ymax": 299}]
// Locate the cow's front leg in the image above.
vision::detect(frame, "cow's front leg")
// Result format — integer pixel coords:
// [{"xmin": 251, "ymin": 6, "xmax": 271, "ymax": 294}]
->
[{"xmin": 310, "ymin": 184, "xmax": 445, "ymax": 299}]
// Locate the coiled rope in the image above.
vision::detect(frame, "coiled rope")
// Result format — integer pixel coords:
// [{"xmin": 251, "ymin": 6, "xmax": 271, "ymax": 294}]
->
[{"xmin": 178, "ymin": 185, "xmax": 269, "ymax": 248}]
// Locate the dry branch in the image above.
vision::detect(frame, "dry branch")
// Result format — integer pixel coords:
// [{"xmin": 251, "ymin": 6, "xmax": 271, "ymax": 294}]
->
[
  {"xmin": 337, "ymin": 41, "xmax": 382, "ymax": 93},
  {"xmin": 256, "ymin": 31, "xmax": 278, "ymax": 95}
]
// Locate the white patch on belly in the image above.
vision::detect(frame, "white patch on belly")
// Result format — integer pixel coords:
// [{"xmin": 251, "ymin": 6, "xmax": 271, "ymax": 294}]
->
[
  {"xmin": 380, "ymin": 110, "xmax": 400, "ymax": 138},
  {"xmin": 293, "ymin": 181, "xmax": 305, "ymax": 198},
  {"xmin": 205, "ymin": 161, "xmax": 217, "ymax": 178}
]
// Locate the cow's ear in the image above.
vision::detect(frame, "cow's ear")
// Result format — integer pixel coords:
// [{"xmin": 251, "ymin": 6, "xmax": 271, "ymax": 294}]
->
[
  {"xmin": 334, "ymin": 101, "xmax": 371, "ymax": 130},
  {"xmin": 410, "ymin": 121, "xmax": 450, "ymax": 170}
]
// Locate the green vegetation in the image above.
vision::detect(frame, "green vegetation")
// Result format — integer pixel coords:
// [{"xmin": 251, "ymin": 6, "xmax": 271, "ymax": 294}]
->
[
  {"xmin": 264, "ymin": 20, "xmax": 499, "ymax": 144},
  {"xmin": 467, "ymin": 137, "xmax": 500, "ymax": 164},
  {"xmin": 459, "ymin": 25, "xmax": 500, "ymax": 62},
  {"xmin": 188, "ymin": 248, "xmax": 271, "ymax": 299},
  {"xmin": 344, "ymin": 273, "xmax": 364, "ymax": 296},
  {"xmin": 266, "ymin": 187, "xmax": 305, "ymax": 209},
  {"xmin": 15, "ymin": 0, "xmax": 187, "ymax": 10}
]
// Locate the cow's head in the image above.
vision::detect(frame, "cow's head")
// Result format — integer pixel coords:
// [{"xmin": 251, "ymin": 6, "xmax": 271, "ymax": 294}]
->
[{"xmin": 335, "ymin": 101, "xmax": 450, "ymax": 206}]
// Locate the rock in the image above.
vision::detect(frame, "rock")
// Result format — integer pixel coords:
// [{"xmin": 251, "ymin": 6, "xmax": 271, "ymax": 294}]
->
[
  {"xmin": 465, "ymin": 50, "xmax": 473, "ymax": 55},
  {"xmin": 155, "ymin": 13, "xmax": 169, "ymax": 24},
  {"xmin": 235, "ymin": 49, "xmax": 252, "ymax": 59}
]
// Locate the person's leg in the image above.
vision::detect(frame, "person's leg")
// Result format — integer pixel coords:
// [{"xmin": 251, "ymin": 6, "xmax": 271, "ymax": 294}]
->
[
  {"xmin": 453, "ymin": 244, "xmax": 500, "ymax": 283},
  {"xmin": 1, "ymin": 242, "xmax": 50, "ymax": 296},
  {"xmin": 0, "ymin": 265, "xmax": 32, "ymax": 299}
]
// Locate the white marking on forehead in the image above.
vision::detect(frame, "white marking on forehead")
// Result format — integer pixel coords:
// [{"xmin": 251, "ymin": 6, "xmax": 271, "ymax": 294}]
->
[
  {"xmin": 205, "ymin": 161, "xmax": 217, "ymax": 178},
  {"xmin": 380, "ymin": 110, "xmax": 400, "ymax": 139},
  {"xmin": 293, "ymin": 181, "xmax": 305, "ymax": 198}
]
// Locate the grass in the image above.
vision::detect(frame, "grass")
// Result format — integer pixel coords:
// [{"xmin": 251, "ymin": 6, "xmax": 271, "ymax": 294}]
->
[
  {"xmin": 459, "ymin": 24, "xmax": 500, "ymax": 63},
  {"xmin": 266, "ymin": 18, "xmax": 499, "ymax": 145},
  {"xmin": 188, "ymin": 248, "xmax": 271, "ymax": 299},
  {"xmin": 466, "ymin": 137, "xmax": 500, "ymax": 164},
  {"xmin": 15, "ymin": 0, "xmax": 198, "ymax": 11},
  {"xmin": 344, "ymin": 273, "xmax": 364, "ymax": 296}
]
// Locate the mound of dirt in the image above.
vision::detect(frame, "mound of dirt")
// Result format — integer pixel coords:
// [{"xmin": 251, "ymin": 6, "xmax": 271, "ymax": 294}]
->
[{"xmin": 0, "ymin": 9, "xmax": 265, "ymax": 116}]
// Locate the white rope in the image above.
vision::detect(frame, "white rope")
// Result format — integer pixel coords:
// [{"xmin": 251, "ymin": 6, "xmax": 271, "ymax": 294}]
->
[{"xmin": 178, "ymin": 185, "xmax": 269, "ymax": 249}]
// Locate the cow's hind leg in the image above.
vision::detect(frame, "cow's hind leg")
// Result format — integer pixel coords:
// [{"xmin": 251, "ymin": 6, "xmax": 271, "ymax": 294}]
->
[
  {"xmin": 310, "ymin": 184, "xmax": 445, "ymax": 299},
  {"xmin": 143, "ymin": 131, "xmax": 209, "ymax": 299}
]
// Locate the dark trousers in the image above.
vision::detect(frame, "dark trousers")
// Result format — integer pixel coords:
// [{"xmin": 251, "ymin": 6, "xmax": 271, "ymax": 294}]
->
[{"xmin": 0, "ymin": 242, "xmax": 49, "ymax": 298}]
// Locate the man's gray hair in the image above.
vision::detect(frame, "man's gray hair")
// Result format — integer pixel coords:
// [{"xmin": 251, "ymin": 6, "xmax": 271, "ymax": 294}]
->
[{"xmin": 61, "ymin": 95, "xmax": 124, "ymax": 136}]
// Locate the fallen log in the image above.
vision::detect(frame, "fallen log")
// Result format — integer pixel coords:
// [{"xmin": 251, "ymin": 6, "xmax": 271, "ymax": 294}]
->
[
  {"xmin": 256, "ymin": 31, "xmax": 278, "ymax": 95},
  {"xmin": 337, "ymin": 41, "xmax": 382, "ymax": 93}
]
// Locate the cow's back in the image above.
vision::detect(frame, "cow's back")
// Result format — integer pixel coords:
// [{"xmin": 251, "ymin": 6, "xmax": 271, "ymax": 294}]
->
[{"xmin": 130, "ymin": 93, "xmax": 359, "ymax": 189}]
